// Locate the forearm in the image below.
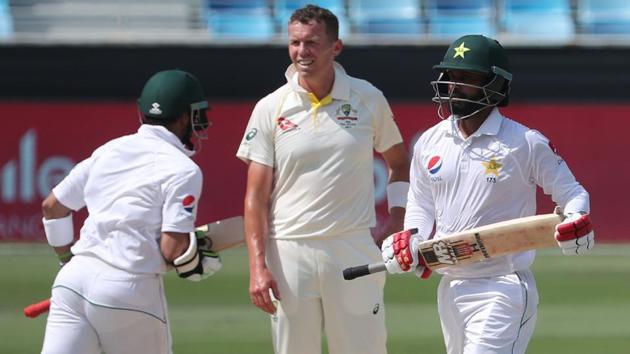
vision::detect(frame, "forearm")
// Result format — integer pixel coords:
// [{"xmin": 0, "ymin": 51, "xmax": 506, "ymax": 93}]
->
[{"xmin": 244, "ymin": 197, "xmax": 269, "ymax": 272}]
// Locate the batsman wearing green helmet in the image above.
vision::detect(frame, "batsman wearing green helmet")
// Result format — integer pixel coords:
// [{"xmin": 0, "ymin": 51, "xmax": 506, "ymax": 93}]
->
[
  {"xmin": 40, "ymin": 69, "xmax": 221, "ymax": 354},
  {"xmin": 380, "ymin": 35, "xmax": 594, "ymax": 353}
]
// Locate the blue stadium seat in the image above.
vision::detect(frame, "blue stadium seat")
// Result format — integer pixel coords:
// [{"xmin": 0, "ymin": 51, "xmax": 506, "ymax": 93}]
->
[
  {"xmin": 578, "ymin": 0, "xmax": 630, "ymax": 34},
  {"xmin": 348, "ymin": 0, "xmax": 423, "ymax": 36},
  {"xmin": 501, "ymin": 0, "xmax": 574, "ymax": 40},
  {"xmin": 0, "ymin": 0, "xmax": 13, "ymax": 39},
  {"xmin": 207, "ymin": 13, "xmax": 275, "ymax": 40},
  {"xmin": 425, "ymin": 0, "xmax": 496, "ymax": 38},
  {"xmin": 274, "ymin": 0, "xmax": 349, "ymax": 38},
  {"xmin": 206, "ymin": 0, "xmax": 275, "ymax": 40}
]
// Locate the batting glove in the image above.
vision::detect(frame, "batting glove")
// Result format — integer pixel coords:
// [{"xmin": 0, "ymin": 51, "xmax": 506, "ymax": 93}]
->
[
  {"xmin": 555, "ymin": 212, "xmax": 595, "ymax": 255},
  {"xmin": 381, "ymin": 229, "xmax": 432, "ymax": 279},
  {"xmin": 174, "ymin": 231, "xmax": 222, "ymax": 281}
]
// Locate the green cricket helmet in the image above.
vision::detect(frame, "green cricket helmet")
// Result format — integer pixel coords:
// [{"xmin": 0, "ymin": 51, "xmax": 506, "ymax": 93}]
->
[
  {"xmin": 138, "ymin": 69, "xmax": 210, "ymax": 132},
  {"xmin": 431, "ymin": 35, "xmax": 512, "ymax": 120}
]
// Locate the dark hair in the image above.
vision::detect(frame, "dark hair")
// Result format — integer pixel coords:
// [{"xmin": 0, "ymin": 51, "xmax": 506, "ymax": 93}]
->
[{"xmin": 289, "ymin": 4, "xmax": 339, "ymax": 41}]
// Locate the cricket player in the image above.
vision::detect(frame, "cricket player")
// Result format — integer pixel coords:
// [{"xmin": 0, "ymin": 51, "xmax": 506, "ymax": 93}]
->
[
  {"xmin": 236, "ymin": 5, "xmax": 409, "ymax": 354},
  {"xmin": 40, "ymin": 69, "xmax": 222, "ymax": 354},
  {"xmin": 380, "ymin": 35, "xmax": 594, "ymax": 354}
]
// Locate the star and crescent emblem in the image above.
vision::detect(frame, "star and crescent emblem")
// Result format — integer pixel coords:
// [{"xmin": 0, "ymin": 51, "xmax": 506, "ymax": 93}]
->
[
  {"xmin": 483, "ymin": 157, "xmax": 503, "ymax": 176},
  {"xmin": 453, "ymin": 42, "xmax": 471, "ymax": 59}
]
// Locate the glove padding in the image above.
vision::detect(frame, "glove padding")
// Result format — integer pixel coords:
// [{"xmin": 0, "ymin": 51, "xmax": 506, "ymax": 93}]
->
[
  {"xmin": 173, "ymin": 231, "xmax": 222, "ymax": 281},
  {"xmin": 555, "ymin": 213, "xmax": 595, "ymax": 255},
  {"xmin": 381, "ymin": 229, "xmax": 432, "ymax": 279}
]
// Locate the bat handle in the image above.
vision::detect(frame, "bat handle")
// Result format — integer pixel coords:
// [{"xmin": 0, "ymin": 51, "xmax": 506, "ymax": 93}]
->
[
  {"xmin": 24, "ymin": 299, "xmax": 51, "ymax": 318},
  {"xmin": 343, "ymin": 262, "xmax": 387, "ymax": 280}
]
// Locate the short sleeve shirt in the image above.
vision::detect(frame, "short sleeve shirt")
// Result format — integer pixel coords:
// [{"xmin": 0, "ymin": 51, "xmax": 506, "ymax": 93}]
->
[
  {"xmin": 237, "ymin": 62, "xmax": 402, "ymax": 238},
  {"xmin": 53, "ymin": 125, "xmax": 202, "ymax": 274}
]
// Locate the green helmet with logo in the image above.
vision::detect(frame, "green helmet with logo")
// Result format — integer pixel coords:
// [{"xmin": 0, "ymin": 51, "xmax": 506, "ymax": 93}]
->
[
  {"xmin": 138, "ymin": 69, "xmax": 209, "ymax": 131},
  {"xmin": 431, "ymin": 35, "xmax": 512, "ymax": 119}
]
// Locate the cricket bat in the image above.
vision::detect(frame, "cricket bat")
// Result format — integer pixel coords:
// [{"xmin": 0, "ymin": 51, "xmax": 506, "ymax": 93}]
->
[
  {"xmin": 343, "ymin": 211, "xmax": 564, "ymax": 280},
  {"xmin": 24, "ymin": 215, "xmax": 245, "ymax": 318}
]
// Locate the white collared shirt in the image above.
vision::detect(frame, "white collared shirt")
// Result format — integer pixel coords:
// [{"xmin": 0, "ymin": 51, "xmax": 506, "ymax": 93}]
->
[
  {"xmin": 237, "ymin": 62, "xmax": 402, "ymax": 238},
  {"xmin": 405, "ymin": 108, "xmax": 589, "ymax": 277},
  {"xmin": 53, "ymin": 125, "xmax": 203, "ymax": 274}
]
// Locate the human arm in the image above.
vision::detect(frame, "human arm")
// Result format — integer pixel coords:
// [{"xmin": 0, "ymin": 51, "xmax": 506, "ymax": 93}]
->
[
  {"xmin": 528, "ymin": 131, "xmax": 593, "ymax": 254},
  {"xmin": 41, "ymin": 193, "xmax": 75, "ymax": 264},
  {"xmin": 374, "ymin": 143, "xmax": 410, "ymax": 246},
  {"xmin": 381, "ymin": 140, "xmax": 435, "ymax": 278},
  {"xmin": 244, "ymin": 161, "xmax": 280, "ymax": 314}
]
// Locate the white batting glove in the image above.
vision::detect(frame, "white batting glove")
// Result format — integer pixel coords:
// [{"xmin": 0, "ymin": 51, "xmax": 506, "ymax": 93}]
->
[
  {"xmin": 381, "ymin": 229, "xmax": 432, "ymax": 278},
  {"xmin": 555, "ymin": 213, "xmax": 595, "ymax": 255}
]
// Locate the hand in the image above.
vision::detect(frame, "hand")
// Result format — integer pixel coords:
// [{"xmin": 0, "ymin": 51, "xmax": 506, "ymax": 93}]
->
[
  {"xmin": 249, "ymin": 266, "xmax": 281, "ymax": 315},
  {"xmin": 381, "ymin": 229, "xmax": 432, "ymax": 279},
  {"xmin": 555, "ymin": 213, "xmax": 595, "ymax": 255},
  {"xmin": 174, "ymin": 232, "xmax": 222, "ymax": 281}
]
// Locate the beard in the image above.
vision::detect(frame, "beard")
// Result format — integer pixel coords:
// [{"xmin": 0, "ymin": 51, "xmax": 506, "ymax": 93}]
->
[{"xmin": 450, "ymin": 92, "xmax": 486, "ymax": 117}]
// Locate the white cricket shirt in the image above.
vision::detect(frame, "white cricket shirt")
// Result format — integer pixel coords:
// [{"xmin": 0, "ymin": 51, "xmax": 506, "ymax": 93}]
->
[
  {"xmin": 53, "ymin": 125, "xmax": 203, "ymax": 274},
  {"xmin": 405, "ymin": 108, "xmax": 589, "ymax": 278},
  {"xmin": 237, "ymin": 62, "xmax": 402, "ymax": 238}
]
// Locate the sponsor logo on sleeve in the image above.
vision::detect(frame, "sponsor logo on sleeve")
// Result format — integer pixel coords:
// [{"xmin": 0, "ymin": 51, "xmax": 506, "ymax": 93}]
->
[
  {"xmin": 245, "ymin": 128, "xmax": 258, "ymax": 141},
  {"xmin": 182, "ymin": 195, "xmax": 196, "ymax": 213}
]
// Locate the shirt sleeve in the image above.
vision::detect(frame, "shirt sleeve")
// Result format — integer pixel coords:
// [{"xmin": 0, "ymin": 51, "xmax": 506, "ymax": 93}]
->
[
  {"xmin": 527, "ymin": 130, "xmax": 590, "ymax": 215},
  {"xmin": 404, "ymin": 140, "xmax": 436, "ymax": 240},
  {"xmin": 236, "ymin": 97, "xmax": 277, "ymax": 167},
  {"xmin": 161, "ymin": 166, "xmax": 203, "ymax": 233},
  {"xmin": 52, "ymin": 157, "xmax": 93, "ymax": 211},
  {"xmin": 372, "ymin": 91, "xmax": 403, "ymax": 153}
]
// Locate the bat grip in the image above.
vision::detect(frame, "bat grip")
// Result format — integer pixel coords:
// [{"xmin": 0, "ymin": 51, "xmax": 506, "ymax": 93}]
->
[
  {"xmin": 343, "ymin": 263, "xmax": 387, "ymax": 280},
  {"xmin": 24, "ymin": 299, "xmax": 51, "ymax": 318}
]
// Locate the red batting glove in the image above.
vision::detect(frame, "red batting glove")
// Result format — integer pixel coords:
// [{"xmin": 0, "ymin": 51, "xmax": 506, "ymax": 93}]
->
[{"xmin": 555, "ymin": 213, "xmax": 595, "ymax": 255}]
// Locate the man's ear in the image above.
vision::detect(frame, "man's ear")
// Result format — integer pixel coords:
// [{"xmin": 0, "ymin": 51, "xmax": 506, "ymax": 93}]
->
[{"xmin": 332, "ymin": 39, "xmax": 343, "ymax": 57}]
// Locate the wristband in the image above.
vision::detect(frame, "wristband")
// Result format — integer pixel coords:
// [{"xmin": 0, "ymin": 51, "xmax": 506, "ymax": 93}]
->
[
  {"xmin": 386, "ymin": 181, "xmax": 409, "ymax": 212},
  {"xmin": 42, "ymin": 214, "xmax": 74, "ymax": 247}
]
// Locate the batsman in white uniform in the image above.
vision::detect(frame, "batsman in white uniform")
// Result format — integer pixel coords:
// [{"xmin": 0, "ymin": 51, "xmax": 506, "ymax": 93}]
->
[
  {"xmin": 236, "ymin": 5, "xmax": 409, "ymax": 354},
  {"xmin": 380, "ymin": 35, "xmax": 595, "ymax": 354},
  {"xmin": 40, "ymin": 69, "xmax": 222, "ymax": 354}
]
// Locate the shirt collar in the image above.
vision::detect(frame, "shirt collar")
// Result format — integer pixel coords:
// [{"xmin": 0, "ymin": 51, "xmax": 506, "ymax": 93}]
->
[
  {"xmin": 284, "ymin": 61, "xmax": 351, "ymax": 101},
  {"xmin": 138, "ymin": 124, "xmax": 195, "ymax": 157},
  {"xmin": 443, "ymin": 107, "xmax": 503, "ymax": 140}
]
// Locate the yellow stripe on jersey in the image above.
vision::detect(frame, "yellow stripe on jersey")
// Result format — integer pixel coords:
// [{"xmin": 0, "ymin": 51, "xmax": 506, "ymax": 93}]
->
[{"xmin": 307, "ymin": 92, "xmax": 333, "ymax": 130}]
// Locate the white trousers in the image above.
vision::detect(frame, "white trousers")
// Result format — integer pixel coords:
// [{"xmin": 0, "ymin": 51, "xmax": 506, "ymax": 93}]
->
[
  {"xmin": 437, "ymin": 269, "xmax": 538, "ymax": 354},
  {"xmin": 267, "ymin": 233, "xmax": 387, "ymax": 354},
  {"xmin": 41, "ymin": 255, "xmax": 171, "ymax": 354}
]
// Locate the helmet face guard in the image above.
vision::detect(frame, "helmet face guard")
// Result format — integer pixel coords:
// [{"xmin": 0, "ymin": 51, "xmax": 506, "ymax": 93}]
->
[{"xmin": 431, "ymin": 66, "xmax": 512, "ymax": 120}]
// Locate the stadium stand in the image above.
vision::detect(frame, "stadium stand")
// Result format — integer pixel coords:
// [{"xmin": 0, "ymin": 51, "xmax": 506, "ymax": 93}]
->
[
  {"xmin": 2, "ymin": 0, "xmax": 630, "ymax": 45},
  {"xmin": 206, "ymin": 0, "xmax": 275, "ymax": 40},
  {"xmin": 0, "ymin": 0, "xmax": 13, "ymax": 39},
  {"xmin": 9, "ymin": 0, "xmax": 208, "ymax": 42},
  {"xmin": 348, "ymin": 0, "xmax": 423, "ymax": 38},
  {"xmin": 425, "ymin": 0, "xmax": 496, "ymax": 38},
  {"xmin": 578, "ymin": 0, "xmax": 630, "ymax": 34},
  {"xmin": 500, "ymin": 0, "xmax": 574, "ymax": 41},
  {"xmin": 274, "ymin": 0, "xmax": 348, "ymax": 38}
]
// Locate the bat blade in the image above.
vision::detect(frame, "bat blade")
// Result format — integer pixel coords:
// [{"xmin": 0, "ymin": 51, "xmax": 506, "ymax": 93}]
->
[
  {"xmin": 418, "ymin": 212, "xmax": 563, "ymax": 270},
  {"xmin": 342, "ymin": 211, "xmax": 564, "ymax": 280},
  {"xmin": 196, "ymin": 215, "xmax": 245, "ymax": 252}
]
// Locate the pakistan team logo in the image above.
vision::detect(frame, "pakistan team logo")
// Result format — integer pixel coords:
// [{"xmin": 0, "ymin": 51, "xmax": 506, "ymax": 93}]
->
[{"xmin": 245, "ymin": 128, "xmax": 258, "ymax": 141}]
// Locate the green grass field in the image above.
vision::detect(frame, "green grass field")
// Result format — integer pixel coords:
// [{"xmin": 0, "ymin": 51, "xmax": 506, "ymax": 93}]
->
[{"xmin": 1, "ymin": 244, "xmax": 629, "ymax": 353}]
